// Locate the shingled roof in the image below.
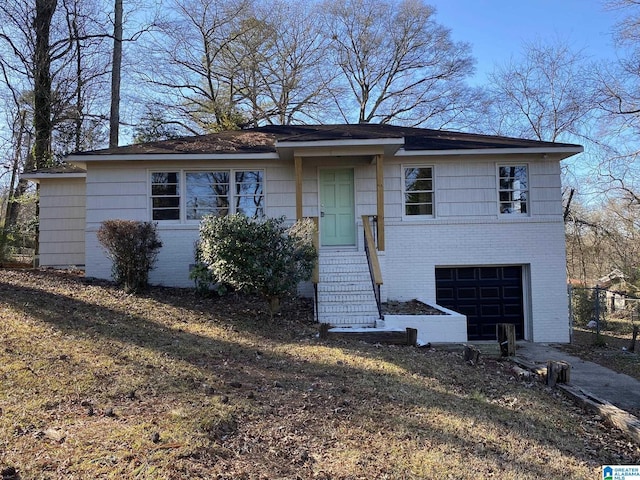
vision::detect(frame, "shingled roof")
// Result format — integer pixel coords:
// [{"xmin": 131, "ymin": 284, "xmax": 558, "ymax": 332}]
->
[{"xmin": 69, "ymin": 124, "xmax": 582, "ymax": 157}]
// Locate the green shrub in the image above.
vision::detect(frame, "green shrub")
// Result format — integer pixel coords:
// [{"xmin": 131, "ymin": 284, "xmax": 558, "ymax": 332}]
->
[
  {"xmin": 571, "ymin": 286, "xmax": 607, "ymax": 330},
  {"xmin": 572, "ymin": 287, "xmax": 594, "ymax": 327},
  {"xmin": 189, "ymin": 244, "xmax": 228, "ymax": 296},
  {"xmin": 196, "ymin": 214, "xmax": 317, "ymax": 315},
  {"xmin": 97, "ymin": 220, "xmax": 162, "ymax": 293}
]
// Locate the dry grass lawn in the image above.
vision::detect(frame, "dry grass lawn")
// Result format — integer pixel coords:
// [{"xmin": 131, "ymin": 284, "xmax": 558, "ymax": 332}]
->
[{"xmin": 1, "ymin": 269, "xmax": 638, "ymax": 479}]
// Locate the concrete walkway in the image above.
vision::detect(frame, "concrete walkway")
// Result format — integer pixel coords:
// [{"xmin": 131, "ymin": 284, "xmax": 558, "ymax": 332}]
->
[{"xmin": 515, "ymin": 342, "xmax": 640, "ymax": 416}]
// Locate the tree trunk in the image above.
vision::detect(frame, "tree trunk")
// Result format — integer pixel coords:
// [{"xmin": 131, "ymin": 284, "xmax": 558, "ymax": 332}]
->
[
  {"xmin": 109, "ymin": 0, "xmax": 123, "ymax": 148},
  {"xmin": 1, "ymin": 113, "xmax": 29, "ymax": 262},
  {"xmin": 33, "ymin": 0, "xmax": 56, "ymax": 168},
  {"xmin": 72, "ymin": 14, "xmax": 83, "ymax": 152}
]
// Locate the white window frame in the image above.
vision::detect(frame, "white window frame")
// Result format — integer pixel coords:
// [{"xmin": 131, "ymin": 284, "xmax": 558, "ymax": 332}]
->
[
  {"xmin": 497, "ymin": 164, "xmax": 529, "ymax": 216},
  {"xmin": 149, "ymin": 168, "xmax": 265, "ymax": 222},
  {"xmin": 150, "ymin": 171, "xmax": 181, "ymax": 222},
  {"xmin": 402, "ymin": 164, "xmax": 435, "ymax": 219},
  {"xmin": 232, "ymin": 170, "xmax": 265, "ymax": 218}
]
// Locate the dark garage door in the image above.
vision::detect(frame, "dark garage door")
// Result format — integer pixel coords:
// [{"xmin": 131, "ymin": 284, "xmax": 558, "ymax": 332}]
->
[{"xmin": 436, "ymin": 266, "xmax": 524, "ymax": 341}]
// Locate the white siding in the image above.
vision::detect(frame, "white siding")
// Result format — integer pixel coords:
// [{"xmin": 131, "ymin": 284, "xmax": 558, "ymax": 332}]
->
[
  {"xmin": 79, "ymin": 152, "xmax": 568, "ymax": 342},
  {"xmin": 85, "ymin": 166, "xmax": 148, "ymax": 229},
  {"xmin": 38, "ymin": 178, "xmax": 85, "ymax": 267},
  {"xmin": 385, "ymin": 155, "xmax": 563, "ymax": 221},
  {"xmin": 84, "ymin": 159, "xmax": 300, "ymax": 286},
  {"xmin": 265, "ymin": 164, "xmax": 295, "ymax": 218}
]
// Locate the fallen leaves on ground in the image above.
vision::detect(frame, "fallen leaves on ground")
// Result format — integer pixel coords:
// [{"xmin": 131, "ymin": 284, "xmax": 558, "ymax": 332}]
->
[{"xmin": 0, "ymin": 268, "xmax": 638, "ymax": 479}]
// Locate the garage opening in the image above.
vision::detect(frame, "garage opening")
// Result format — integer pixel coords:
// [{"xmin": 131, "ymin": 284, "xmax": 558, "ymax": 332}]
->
[{"xmin": 435, "ymin": 266, "xmax": 524, "ymax": 341}]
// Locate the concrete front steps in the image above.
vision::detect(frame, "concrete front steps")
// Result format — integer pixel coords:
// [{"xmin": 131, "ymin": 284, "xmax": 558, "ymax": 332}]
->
[
  {"xmin": 316, "ymin": 249, "xmax": 380, "ymax": 327},
  {"xmin": 316, "ymin": 249, "xmax": 420, "ymax": 346}
]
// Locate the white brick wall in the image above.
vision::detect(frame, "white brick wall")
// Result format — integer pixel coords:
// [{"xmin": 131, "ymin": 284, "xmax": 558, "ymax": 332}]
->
[
  {"xmin": 383, "ymin": 219, "xmax": 568, "ymax": 342},
  {"xmin": 85, "ymin": 225, "xmax": 200, "ymax": 288}
]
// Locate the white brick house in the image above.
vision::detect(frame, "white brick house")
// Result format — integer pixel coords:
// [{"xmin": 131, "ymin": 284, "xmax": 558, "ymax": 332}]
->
[{"xmin": 25, "ymin": 124, "xmax": 582, "ymax": 343}]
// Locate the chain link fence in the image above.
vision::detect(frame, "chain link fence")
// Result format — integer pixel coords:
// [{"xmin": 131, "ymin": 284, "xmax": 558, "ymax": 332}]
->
[
  {"xmin": 569, "ymin": 285, "xmax": 639, "ymax": 344},
  {"xmin": 0, "ymin": 224, "xmax": 36, "ymax": 266}
]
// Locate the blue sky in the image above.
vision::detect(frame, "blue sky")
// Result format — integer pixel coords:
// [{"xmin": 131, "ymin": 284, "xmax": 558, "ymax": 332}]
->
[{"xmin": 433, "ymin": 0, "xmax": 622, "ymax": 84}]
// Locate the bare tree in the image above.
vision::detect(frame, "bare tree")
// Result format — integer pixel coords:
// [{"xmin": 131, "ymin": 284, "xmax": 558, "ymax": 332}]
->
[
  {"xmin": 487, "ymin": 39, "xmax": 596, "ymax": 142},
  {"xmin": 319, "ymin": 0, "xmax": 475, "ymax": 126},
  {"xmin": 138, "ymin": 0, "xmax": 478, "ymax": 130},
  {"xmin": 140, "ymin": 0, "xmax": 253, "ymax": 133},
  {"xmin": 598, "ymin": 4, "xmax": 640, "ymax": 123},
  {"xmin": 0, "ymin": 106, "xmax": 33, "ymax": 262},
  {"xmin": 590, "ymin": 1, "xmax": 640, "ymax": 201},
  {"xmin": 566, "ymin": 196, "xmax": 640, "ymax": 286},
  {"xmin": 0, "ymin": 0, "xmax": 118, "ymax": 260},
  {"xmin": 484, "ymin": 37, "xmax": 604, "ymax": 237},
  {"xmin": 0, "ymin": 0, "xmax": 114, "ymax": 156},
  {"xmin": 256, "ymin": 2, "xmax": 330, "ymax": 124},
  {"xmin": 222, "ymin": 0, "xmax": 333, "ymax": 125}
]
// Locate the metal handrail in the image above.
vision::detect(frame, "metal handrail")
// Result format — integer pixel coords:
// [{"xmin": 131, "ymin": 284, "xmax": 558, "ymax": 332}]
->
[
  {"xmin": 309, "ymin": 217, "xmax": 320, "ymax": 284},
  {"xmin": 362, "ymin": 215, "xmax": 383, "ymax": 318},
  {"xmin": 307, "ymin": 216, "xmax": 320, "ymax": 322}
]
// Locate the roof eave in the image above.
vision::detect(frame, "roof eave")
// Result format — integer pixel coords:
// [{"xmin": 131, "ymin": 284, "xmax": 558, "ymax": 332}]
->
[
  {"xmin": 395, "ymin": 146, "xmax": 584, "ymax": 159},
  {"xmin": 68, "ymin": 152, "xmax": 281, "ymax": 162}
]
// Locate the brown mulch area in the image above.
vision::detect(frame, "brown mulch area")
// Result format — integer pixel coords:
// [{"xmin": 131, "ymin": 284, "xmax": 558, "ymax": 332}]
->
[{"xmin": 382, "ymin": 299, "xmax": 447, "ymax": 315}]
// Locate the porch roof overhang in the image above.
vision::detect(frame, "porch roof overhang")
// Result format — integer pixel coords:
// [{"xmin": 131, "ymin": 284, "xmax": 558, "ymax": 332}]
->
[
  {"xmin": 276, "ymin": 137, "xmax": 404, "ymax": 159},
  {"xmin": 22, "ymin": 172, "xmax": 86, "ymax": 178},
  {"xmin": 22, "ymin": 164, "xmax": 87, "ymax": 183}
]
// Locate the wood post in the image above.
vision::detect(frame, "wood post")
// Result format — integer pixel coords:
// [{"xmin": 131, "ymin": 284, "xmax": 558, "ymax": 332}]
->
[
  {"xmin": 630, "ymin": 325, "xmax": 638, "ymax": 353},
  {"xmin": 546, "ymin": 360, "xmax": 571, "ymax": 387},
  {"xmin": 319, "ymin": 323, "xmax": 329, "ymax": 339},
  {"xmin": 463, "ymin": 345, "xmax": 481, "ymax": 364},
  {"xmin": 294, "ymin": 156, "xmax": 303, "ymax": 220},
  {"xmin": 375, "ymin": 154, "xmax": 385, "ymax": 251},
  {"xmin": 406, "ymin": 328, "xmax": 418, "ymax": 347},
  {"xmin": 497, "ymin": 323, "xmax": 516, "ymax": 357}
]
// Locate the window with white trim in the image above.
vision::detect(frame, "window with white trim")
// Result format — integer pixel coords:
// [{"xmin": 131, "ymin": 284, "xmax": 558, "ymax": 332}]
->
[
  {"xmin": 498, "ymin": 165, "xmax": 528, "ymax": 215},
  {"xmin": 150, "ymin": 169, "xmax": 264, "ymax": 221},
  {"xmin": 151, "ymin": 172, "xmax": 180, "ymax": 220},
  {"xmin": 403, "ymin": 166, "xmax": 434, "ymax": 216},
  {"xmin": 234, "ymin": 170, "xmax": 264, "ymax": 218}
]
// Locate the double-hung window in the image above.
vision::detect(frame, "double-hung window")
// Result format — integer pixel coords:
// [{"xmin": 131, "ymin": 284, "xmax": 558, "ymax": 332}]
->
[
  {"xmin": 403, "ymin": 166, "xmax": 434, "ymax": 217},
  {"xmin": 151, "ymin": 172, "xmax": 180, "ymax": 220},
  {"xmin": 234, "ymin": 170, "xmax": 264, "ymax": 218},
  {"xmin": 498, "ymin": 165, "xmax": 528, "ymax": 215},
  {"xmin": 151, "ymin": 169, "xmax": 264, "ymax": 221}
]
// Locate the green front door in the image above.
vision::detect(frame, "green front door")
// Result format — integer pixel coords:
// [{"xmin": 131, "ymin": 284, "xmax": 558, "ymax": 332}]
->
[{"xmin": 320, "ymin": 169, "xmax": 356, "ymax": 246}]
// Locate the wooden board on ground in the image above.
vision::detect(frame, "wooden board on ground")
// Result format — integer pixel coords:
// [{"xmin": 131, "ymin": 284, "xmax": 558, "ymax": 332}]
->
[{"xmin": 559, "ymin": 383, "xmax": 640, "ymax": 445}]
